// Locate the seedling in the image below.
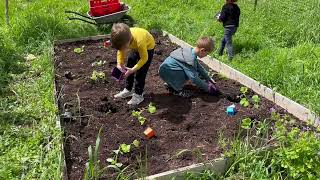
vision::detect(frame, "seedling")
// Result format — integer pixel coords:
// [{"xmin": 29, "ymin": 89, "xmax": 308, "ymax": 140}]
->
[
  {"xmin": 91, "ymin": 60, "xmax": 106, "ymax": 67},
  {"xmin": 240, "ymin": 98, "xmax": 250, "ymax": 107},
  {"xmin": 132, "ymin": 110, "xmax": 146, "ymax": 125},
  {"xmin": 252, "ymin": 95, "xmax": 261, "ymax": 108},
  {"xmin": 120, "ymin": 144, "xmax": 131, "ymax": 154},
  {"xmin": 74, "ymin": 45, "xmax": 85, "ymax": 54},
  {"xmin": 132, "ymin": 139, "xmax": 140, "ymax": 148},
  {"xmin": 131, "ymin": 102, "xmax": 157, "ymax": 125},
  {"xmin": 148, "ymin": 103, "xmax": 157, "ymax": 114},
  {"xmin": 241, "ymin": 118, "xmax": 252, "ymax": 129},
  {"xmin": 91, "ymin": 70, "xmax": 105, "ymax": 81},
  {"xmin": 144, "ymin": 127, "xmax": 155, "ymax": 139},
  {"xmin": 239, "ymin": 86, "xmax": 250, "ymax": 107}
]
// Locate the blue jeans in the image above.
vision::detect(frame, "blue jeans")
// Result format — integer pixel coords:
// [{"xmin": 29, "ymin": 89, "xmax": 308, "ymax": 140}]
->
[{"xmin": 219, "ymin": 26, "xmax": 237, "ymax": 59}]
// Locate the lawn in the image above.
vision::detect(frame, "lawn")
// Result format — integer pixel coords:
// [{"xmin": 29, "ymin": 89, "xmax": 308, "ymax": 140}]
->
[{"xmin": 0, "ymin": 0, "xmax": 319, "ymax": 179}]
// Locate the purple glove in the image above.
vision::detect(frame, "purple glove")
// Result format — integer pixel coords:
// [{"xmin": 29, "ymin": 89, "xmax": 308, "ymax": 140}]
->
[{"xmin": 208, "ymin": 82, "xmax": 219, "ymax": 95}]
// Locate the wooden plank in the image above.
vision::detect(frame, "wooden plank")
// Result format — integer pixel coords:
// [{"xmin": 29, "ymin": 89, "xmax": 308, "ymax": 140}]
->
[{"xmin": 144, "ymin": 158, "xmax": 227, "ymax": 180}]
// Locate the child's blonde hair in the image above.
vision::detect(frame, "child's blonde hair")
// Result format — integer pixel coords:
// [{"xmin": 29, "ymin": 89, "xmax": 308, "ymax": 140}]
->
[
  {"xmin": 196, "ymin": 37, "xmax": 215, "ymax": 52},
  {"xmin": 111, "ymin": 23, "xmax": 132, "ymax": 50}
]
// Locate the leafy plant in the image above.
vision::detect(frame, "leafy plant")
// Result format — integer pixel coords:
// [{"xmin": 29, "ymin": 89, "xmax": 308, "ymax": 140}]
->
[
  {"xmin": 74, "ymin": 45, "xmax": 85, "ymax": 54},
  {"xmin": 148, "ymin": 103, "xmax": 157, "ymax": 114},
  {"xmin": 241, "ymin": 118, "xmax": 252, "ymax": 129},
  {"xmin": 91, "ymin": 70, "xmax": 105, "ymax": 81},
  {"xmin": 132, "ymin": 110, "xmax": 146, "ymax": 125},
  {"xmin": 132, "ymin": 140, "xmax": 140, "ymax": 148},
  {"xmin": 239, "ymin": 87, "xmax": 250, "ymax": 107},
  {"xmin": 91, "ymin": 60, "xmax": 106, "ymax": 67},
  {"xmin": 84, "ymin": 128, "xmax": 106, "ymax": 180},
  {"xmin": 240, "ymin": 86, "xmax": 248, "ymax": 94},
  {"xmin": 120, "ymin": 144, "xmax": 131, "ymax": 154},
  {"xmin": 252, "ymin": 95, "xmax": 261, "ymax": 108},
  {"xmin": 240, "ymin": 98, "xmax": 250, "ymax": 107}
]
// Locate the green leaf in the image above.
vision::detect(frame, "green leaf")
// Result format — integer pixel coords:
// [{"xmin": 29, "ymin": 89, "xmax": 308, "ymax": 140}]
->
[
  {"xmin": 148, "ymin": 103, "xmax": 157, "ymax": 114},
  {"xmin": 115, "ymin": 163, "xmax": 123, "ymax": 168},
  {"xmin": 106, "ymin": 158, "xmax": 114, "ymax": 163},
  {"xmin": 74, "ymin": 47, "xmax": 84, "ymax": 54},
  {"xmin": 120, "ymin": 144, "xmax": 131, "ymax": 153},
  {"xmin": 132, "ymin": 140, "xmax": 140, "ymax": 147},
  {"xmin": 240, "ymin": 86, "xmax": 248, "ymax": 94},
  {"xmin": 132, "ymin": 110, "xmax": 141, "ymax": 117},
  {"xmin": 138, "ymin": 116, "xmax": 146, "ymax": 125},
  {"xmin": 240, "ymin": 98, "xmax": 250, "ymax": 107},
  {"xmin": 252, "ymin": 95, "xmax": 260, "ymax": 104},
  {"xmin": 112, "ymin": 149, "xmax": 120, "ymax": 155},
  {"xmin": 241, "ymin": 118, "xmax": 252, "ymax": 129}
]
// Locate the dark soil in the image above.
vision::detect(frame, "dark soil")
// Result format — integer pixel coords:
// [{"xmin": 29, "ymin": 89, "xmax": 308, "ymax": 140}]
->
[{"xmin": 54, "ymin": 35, "xmax": 289, "ymax": 179}]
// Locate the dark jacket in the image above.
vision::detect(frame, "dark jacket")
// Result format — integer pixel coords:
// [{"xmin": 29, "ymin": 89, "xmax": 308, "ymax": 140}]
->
[{"xmin": 219, "ymin": 3, "xmax": 240, "ymax": 27}]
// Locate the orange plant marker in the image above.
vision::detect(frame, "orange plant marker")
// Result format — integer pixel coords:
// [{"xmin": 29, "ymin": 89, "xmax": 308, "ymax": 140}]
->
[{"xmin": 144, "ymin": 127, "xmax": 155, "ymax": 139}]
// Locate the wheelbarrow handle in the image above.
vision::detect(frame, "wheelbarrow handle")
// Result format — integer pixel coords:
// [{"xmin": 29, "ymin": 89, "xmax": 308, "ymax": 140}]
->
[
  {"xmin": 65, "ymin": 10, "xmax": 92, "ymax": 20},
  {"xmin": 67, "ymin": 17, "xmax": 97, "ymax": 26}
]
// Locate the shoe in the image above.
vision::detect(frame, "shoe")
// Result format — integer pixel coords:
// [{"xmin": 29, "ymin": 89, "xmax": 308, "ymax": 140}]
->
[
  {"xmin": 127, "ymin": 93, "xmax": 144, "ymax": 105},
  {"xmin": 173, "ymin": 90, "xmax": 192, "ymax": 98},
  {"xmin": 114, "ymin": 88, "xmax": 133, "ymax": 99}
]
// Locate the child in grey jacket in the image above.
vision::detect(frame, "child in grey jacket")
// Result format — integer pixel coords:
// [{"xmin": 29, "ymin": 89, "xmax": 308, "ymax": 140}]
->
[{"xmin": 159, "ymin": 37, "xmax": 218, "ymax": 97}]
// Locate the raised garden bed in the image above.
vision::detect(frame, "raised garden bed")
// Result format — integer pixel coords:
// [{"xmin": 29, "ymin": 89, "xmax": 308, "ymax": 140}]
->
[{"xmin": 54, "ymin": 33, "xmax": 307, "ymax": 179}]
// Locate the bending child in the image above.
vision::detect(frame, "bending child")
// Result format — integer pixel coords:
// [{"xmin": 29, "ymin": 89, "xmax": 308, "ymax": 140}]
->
[
  {"xmin": 159, "ymin": 37, "xmax": 218, "ymax": 97},
  {"xmin": 111, "ymin": 23, "xmax": 155, "ymax": 105}
]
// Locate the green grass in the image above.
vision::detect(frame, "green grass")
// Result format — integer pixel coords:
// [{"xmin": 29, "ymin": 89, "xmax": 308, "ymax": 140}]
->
[
  {"xmin": 124, "ymin": 0, "xmax": 320, "ymax": 114},
  {"xmin": 0, "ymin": 0, "xmax": 319, "ymax": 179},
  {"xmin": 0, "ymin": 0, "xmax": 100, "ymax": 179}
]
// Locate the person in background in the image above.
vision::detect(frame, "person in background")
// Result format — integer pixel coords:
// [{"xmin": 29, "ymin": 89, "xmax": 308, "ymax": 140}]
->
[
  {"xmin": 111, "ymin": 23, "xmax": 155, "ymax": 105},
  {"xmin": 217, "ymin": 0, "xmax": 240, "ymax": 60},
  {"xmin": 159, "ymin": 37, "xmax": 218, "ymax": 97}
]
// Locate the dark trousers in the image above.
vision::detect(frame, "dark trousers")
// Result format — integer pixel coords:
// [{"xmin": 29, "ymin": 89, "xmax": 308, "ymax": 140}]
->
[
  {"xmin": 126, "ymin": 49, "xmax": 154, "ymax": 95},
  {"xmin": 219, "ymin": 26, "xmax": 238, "ymax": 59}
]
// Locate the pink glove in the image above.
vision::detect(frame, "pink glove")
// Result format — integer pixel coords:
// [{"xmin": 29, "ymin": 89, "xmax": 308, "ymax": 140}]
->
[{"xmin": 208, "ymin": 82, "xmax": 219, "ymax": 95}]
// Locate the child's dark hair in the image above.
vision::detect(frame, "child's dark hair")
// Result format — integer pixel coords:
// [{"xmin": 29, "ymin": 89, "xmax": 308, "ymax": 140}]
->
[
  {"xmin": 111, "ymin": 23, "xmax": 132, "ymax": 50},
  {"xmin": 196, "ymin": 37, "xmax": 215, "ymax": 52}
]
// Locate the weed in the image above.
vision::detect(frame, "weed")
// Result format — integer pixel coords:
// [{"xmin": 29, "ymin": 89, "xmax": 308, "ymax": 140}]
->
[{"xmin": 74, "ymin": 45, "xmax": 85, "ymax": 54}]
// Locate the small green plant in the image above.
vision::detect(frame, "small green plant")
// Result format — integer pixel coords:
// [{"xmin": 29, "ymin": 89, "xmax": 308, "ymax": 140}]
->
[
  {"xmin": 239, "ymin": 87, "xmax": 250, "ymax": 107},
  {"xmin": 240, "ymin": 98, "xmax": 250, "ymax": 107},
  {"xmin": 91, "ymin": 60, "xmax": 106, "ymax": 67},
  {"xmin": 132, "ymin": 110, "xmax": 146, "ymax": 125},
  {"xmin": 148, "ymin": 103, "xmax": 157, "ymax": 114},
  {"xmin": 251, "ymin": 95, "xmax": 261, "ymax": 108},
  {"xmin": 132, "ymin": 102, "xmax": 157, "ymax": 125},
  {"xmin": 84, "ymin": 128, "xmax": 106, "ymax": 180},
  {"xmin": 120, "ymin": 143, "xmax": 131, "ymax": 154},
  {"xmin": 106, "ymin": 140, "xmax": 140, "ymax": 170},
  {"xmin": 91, "ymin": 70, "xmax": 105, "ymax": 81},
  {"xmin": 74, "ymin": 45, "xmax": 85, "ymax": 54},
  {"xmin": 241, "ymin": 118, "xmax": 252, "ymax": 129}
]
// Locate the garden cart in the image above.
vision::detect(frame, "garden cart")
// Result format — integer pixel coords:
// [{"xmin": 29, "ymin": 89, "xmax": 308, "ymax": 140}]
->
[{"xmin": 65, "ymin": 0, "xmax": 131, "ymax": 25}]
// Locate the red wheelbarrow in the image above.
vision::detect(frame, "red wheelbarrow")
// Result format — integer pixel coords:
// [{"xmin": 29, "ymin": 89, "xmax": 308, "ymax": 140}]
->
[{"xmin": 66, "ymin": 1, "xmax": 131, "ymax": 25}]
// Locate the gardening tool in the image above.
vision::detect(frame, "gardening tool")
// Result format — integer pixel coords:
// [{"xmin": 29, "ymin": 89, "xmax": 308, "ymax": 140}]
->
[
  {"xmin": 144, "ymin": 127, "xmax": 155, "ymax": 139},
  {"xmin": 65, "ymin": 2, "xmax": 130, "ymax": 25},
  {"xmin": 226, "ymin": 104, "xmax": 237, "ymax": 116}
]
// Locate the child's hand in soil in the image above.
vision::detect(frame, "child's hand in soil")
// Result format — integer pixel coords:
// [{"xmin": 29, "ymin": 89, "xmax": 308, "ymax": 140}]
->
[{"xmin": 124, "ymin": 68, "xmax": 135, "ymax": 78}]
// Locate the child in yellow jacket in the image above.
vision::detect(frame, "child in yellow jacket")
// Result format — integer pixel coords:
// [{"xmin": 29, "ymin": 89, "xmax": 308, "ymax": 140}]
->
[{"xmin": 110, "ymin": 23, "xmax": 155, "ymax": 105}]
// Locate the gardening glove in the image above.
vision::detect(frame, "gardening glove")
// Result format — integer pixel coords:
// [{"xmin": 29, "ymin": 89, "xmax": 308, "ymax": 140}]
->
[{"xmin": 208, "ymin": 82, "xmax": 219, "ymax": 96}]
